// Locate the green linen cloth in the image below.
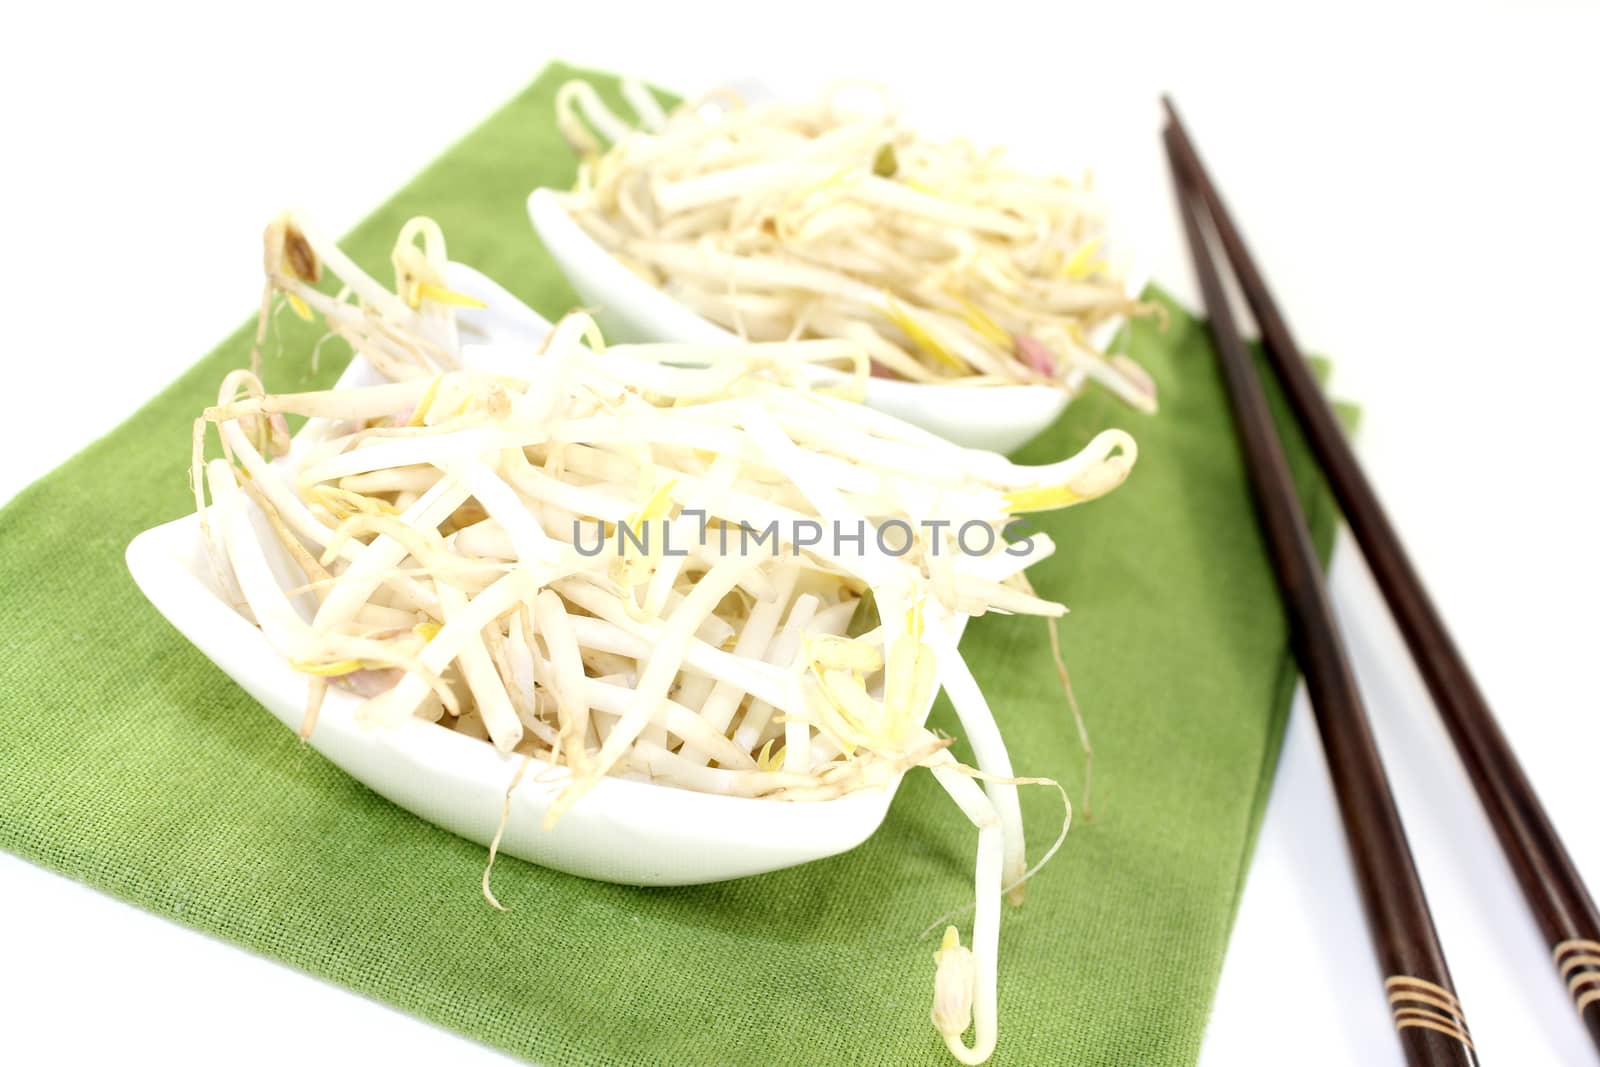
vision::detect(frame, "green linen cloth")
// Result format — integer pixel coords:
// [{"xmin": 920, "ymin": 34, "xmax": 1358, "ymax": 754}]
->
[{"xmin": 0, "ymin": 61, "xmax": 1347, "ymax": 1066}]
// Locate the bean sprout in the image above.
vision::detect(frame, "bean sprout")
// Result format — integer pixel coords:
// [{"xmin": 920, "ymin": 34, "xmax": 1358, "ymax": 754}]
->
[
  {"xmin": 194, "ymin": 213, "xmax": 1139, "ymax": 1063},
  {"xmin": 554, "ymin": 80, "xmax": 1159, "ymax": 410}
]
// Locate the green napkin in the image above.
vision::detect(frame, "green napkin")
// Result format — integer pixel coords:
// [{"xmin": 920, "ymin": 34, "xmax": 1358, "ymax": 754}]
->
[{"xmin": 0, "ymin": 62, "xmax": 1347, "ymax": 1066}]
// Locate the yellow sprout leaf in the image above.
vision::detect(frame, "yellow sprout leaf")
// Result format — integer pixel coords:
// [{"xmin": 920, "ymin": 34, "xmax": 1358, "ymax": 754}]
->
[
  {"xmin": 885, "ymin": 603, "xmax": 937, "ymax": 740},
  {"xmin": 416, "ymin": 282, "xmax": 488, "ymax": 309},
  {"xmin": 948, "ymin": 292, "xmax": 1013, "ymax": 351},
  {"xmin": 1004, "ymin": 484, "xmax": 1082, "ymax": 513},
  {"xmin": 904, "ymin": 599, "xmax": 925, "ymax": 642},
  {"xmin": 286, "ymin": 292, "xmax": 314, "ymax": 322},
  {"xmin": 1063, "ymin": 236, "xmax": 1107, "ymax": 280},
  {"xmin": 756, "ymin": 739, "xmax": 786, "ymax": 772},
  {"xmin": 634, "ymin": 478, "xmax": 678, "ymax": 524},
  {"xmin": 611, "ymin": 478, "xmax": 679, "ymax": 589},
  {"xmin": 883, "ymin": 296, "xmax": 967, "ymax": 374},
  {"xmin": 936, "ymin": 924, "xmax": 960, "ymax": 961},
  {"xmin": 413, "ymin": 622, "xmax": 442, "ymax": 642},
  {"xmin": 407, "ymin": 375, "xmax": 445, "ymax": 427},
  {"xmin": 292, "ymin": 659, "xmax": 364, "ymax": 677}
]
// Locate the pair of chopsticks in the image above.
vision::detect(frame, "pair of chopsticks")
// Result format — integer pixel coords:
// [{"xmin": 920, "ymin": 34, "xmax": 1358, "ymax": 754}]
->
[{"xmin": 1162, "ymin": 100, "xmax": 1600, "ymax": 1064}]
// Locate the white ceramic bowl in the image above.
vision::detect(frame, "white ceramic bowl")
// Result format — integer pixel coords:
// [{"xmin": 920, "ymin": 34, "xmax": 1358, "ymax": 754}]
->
[{"xmin": 125, "ymin": 263, "xmax": 958, "ymax": 886}]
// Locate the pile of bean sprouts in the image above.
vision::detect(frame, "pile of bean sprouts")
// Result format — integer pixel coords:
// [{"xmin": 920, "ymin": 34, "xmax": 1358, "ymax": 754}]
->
[
  {"xmin": 192, "ymin": 211, "xmax": 1139, "ymax": 1064},
  {"xmin": 554, "ymin": 79, "xmax": 1158, "ymax": 410}
]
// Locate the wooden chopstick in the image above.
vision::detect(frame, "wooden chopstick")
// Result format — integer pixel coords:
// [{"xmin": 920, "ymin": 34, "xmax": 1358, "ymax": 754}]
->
[
  {"xmin": 1164, "ymin": 96, "xmax": 1600, "ymax": 1054},
  {"xmin": 1164, "ymin": 127, "xmax": 1478, "ymax": 1067}
]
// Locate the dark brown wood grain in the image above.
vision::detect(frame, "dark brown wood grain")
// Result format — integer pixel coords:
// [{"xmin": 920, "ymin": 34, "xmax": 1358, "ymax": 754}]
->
[
  {"xmin": 1164, "ymin": 97, "xmax": 1600, "ymax": 1055},
  {"xmin": 1165, "ymin": 127, "xmax": 1477, "ymax": 1067}
]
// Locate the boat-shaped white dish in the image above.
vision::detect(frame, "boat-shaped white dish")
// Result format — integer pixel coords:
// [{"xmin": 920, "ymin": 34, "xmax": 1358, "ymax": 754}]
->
[
  {"xmin": 528, "ymin": 188, "xmax": 1091, "ymax": 454},
  {"xmin": 126, "ymin": 263, "xmax": 961, "ymax": 886},
  {"xmin": 528, "ymin": 74, "xmax": 1148, "ymax": 457}
]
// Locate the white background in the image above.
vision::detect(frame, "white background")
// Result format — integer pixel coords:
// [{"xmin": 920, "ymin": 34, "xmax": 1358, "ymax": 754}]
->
[{"xmin": 3, "ymin": 2, "xmax": 1597, "ymax": 1063}]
